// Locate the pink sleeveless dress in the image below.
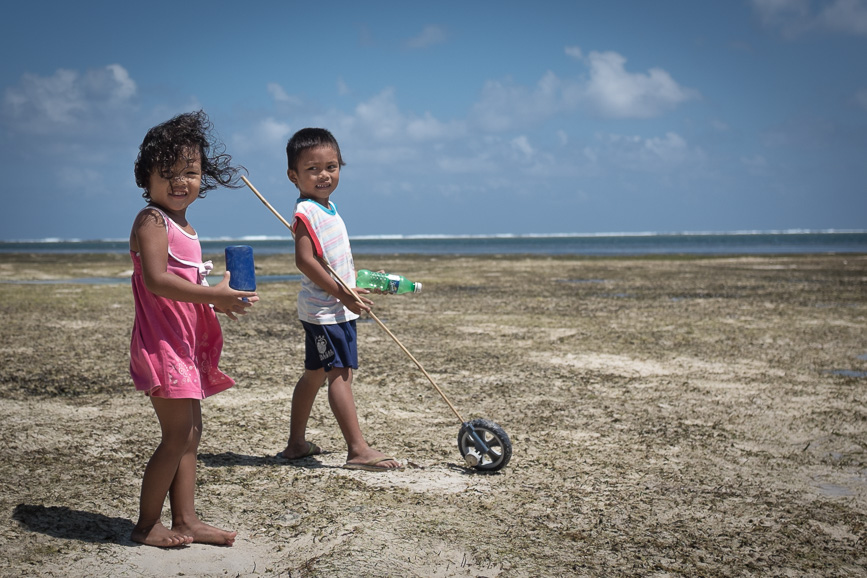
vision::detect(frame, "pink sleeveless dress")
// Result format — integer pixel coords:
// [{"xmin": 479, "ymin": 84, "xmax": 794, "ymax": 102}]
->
[{"xmin": 129, "ymin": 207, "xmax": 234, "ymax": 399}]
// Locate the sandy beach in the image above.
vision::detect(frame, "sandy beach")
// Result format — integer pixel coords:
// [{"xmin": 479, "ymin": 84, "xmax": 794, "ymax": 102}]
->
[{"xmin": 0, "ymin": 251, "xmax": 865, "ymax": 577}]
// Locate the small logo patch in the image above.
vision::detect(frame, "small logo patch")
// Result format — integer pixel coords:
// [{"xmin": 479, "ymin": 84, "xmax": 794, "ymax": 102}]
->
[{"xmin": 315, "ymin": 334, "xmax": 334, "ymax": 361}]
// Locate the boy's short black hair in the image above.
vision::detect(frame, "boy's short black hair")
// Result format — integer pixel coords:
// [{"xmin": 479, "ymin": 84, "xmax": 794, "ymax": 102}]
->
[
  {"xmin": 286, "ymin": 128, "xmax": 346, "ymax": 172},
  {"xmin": 134, "ymin": 110, "xmax": 243, "ymax": 200}
]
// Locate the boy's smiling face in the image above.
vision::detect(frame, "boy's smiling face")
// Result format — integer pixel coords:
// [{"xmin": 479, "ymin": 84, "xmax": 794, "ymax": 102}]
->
[{"xmin": 288, "ymin": 145, "xmax": 341, "ymax": 206}]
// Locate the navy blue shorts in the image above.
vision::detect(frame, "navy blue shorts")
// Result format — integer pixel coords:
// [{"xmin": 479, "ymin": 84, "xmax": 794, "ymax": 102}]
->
[{"xmin": 300, "ymin": 320, "xmax": 358, "ymax": 372}]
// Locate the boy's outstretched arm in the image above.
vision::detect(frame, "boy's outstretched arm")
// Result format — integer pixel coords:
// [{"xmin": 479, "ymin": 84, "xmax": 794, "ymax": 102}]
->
[{"xmin": 294, "ymin": 221, "xmax": 371, "ymax": 315}]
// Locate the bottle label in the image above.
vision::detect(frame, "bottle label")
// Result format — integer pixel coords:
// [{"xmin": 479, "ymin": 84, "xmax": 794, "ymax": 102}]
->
[{"xmin": 386, "ymin": 274, "xmax": 401, "ymax": 294}]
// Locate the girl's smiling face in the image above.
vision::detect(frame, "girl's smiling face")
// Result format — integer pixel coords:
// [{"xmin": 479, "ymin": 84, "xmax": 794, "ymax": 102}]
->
[
  {"xmin": 287, "ymin": 145, "xmax": 341, "ymax": 205},
  {"xmin": 147, "ymin": 148, "xmax": 202, "ymax": 215}
]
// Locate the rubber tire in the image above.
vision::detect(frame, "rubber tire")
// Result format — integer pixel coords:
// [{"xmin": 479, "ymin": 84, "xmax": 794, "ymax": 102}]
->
[{"xmin": 457, "ymin": 418, "xmax": 512, "ymax": 472}]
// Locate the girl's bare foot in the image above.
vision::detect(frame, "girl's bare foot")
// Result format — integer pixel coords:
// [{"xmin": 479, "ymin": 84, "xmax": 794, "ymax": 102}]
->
[
  {"xmin": 173, "ymin": 521, "xmax": 237, "ymax": 546},
  {"xmin": 131, "ymin": 521, "xmax": 193, "ymax": 548}
]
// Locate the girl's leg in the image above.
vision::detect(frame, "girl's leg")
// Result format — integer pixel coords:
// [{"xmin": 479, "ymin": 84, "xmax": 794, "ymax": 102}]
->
[
  {"xmin": 131, "ymin": 396, "xmax": 197, "ymax": 547},
  {"xmin": 165, "ymin": 398, "xmax": 201, "ymax": 529},
  {"xmin": 168, "ymin": 399, "xmax": 236, "ymax": 546},
  {"xmin": 280, "ymin": 369, "xmax": 327, "ymax": 459},
  {"xmin": 327, "ymin": 368, "xmax": 400, "ymax": 469}
]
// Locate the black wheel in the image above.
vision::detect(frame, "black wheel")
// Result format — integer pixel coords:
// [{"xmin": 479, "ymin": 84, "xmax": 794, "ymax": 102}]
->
[{"xmin": 457, "ymin": 418, "xmax": 512, "ymax": 472}]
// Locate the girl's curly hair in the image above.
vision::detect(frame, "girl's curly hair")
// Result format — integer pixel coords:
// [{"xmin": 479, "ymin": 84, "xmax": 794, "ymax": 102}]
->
[{"xmin": 134, "ymin": 110, "xmax": 244, "ymax": 200}]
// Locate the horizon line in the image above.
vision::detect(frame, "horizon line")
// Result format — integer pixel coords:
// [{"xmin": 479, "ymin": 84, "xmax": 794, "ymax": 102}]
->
[{"xmin": 2, "ymin": 228, "xmax": 867, "ymax": 244}]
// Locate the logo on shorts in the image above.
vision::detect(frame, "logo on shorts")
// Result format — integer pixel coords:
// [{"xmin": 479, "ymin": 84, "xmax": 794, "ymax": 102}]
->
[{"xmin": 315, "ymin": 334, "xmax": 334, "ymax": 361}]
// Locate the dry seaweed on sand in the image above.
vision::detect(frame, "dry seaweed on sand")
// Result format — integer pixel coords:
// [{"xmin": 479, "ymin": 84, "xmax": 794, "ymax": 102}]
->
[{"xmin": 1, "ymin": 253, "xmax": 866, "ymax": 576}]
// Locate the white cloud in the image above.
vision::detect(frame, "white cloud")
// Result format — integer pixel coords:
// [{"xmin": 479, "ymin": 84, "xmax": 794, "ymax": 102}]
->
[
  {"xmin": 511, "ymin": 135, "xmax": 534, "ymax": 158},
  {"xmin": 740, "ymin": 154, "xmax": 772, "ymax": 177},
  {"xmin": 4, "ymin": 69, "xmax": 84, "ymax": 126},
  {"xmin": 855, "ymin": 88, "xmax": 867, "ymax": 109},
  {"xmin": 741, "ymin": 154, "xmax": 768, "ymax": 166},
  {"xmin": 751, "ymin": 0, "xmax": 867, "ymax": 35},
  {"xmin": 582, "ymin": 51, "xmax": 699, "ymax": 119},
  {"xmin": 750, "ymin": 0, "xmax": 813, "ymax": 36},
  {"xmin": 267, "ymin": 82, "xmax": 305, "ymax": 111},
  {"xmin": 260, "ymin": 117, "xmax": 293, "ymax": 143},
  {"xmin": 3, "ymin": 64, "xmax": 137, "ymax": 134},
  {"xmin": 406, "ymin": 25, "xmax": 447, "ymax": 49},
  {"xmin": 353, "ymin": 89, "xmax": 464, "ymax": 143},
  {"xmin": 355, "ymin": 88, "xmax": 405, "ymax": 140},
  {"xmin": 232, "ymin": 117, "xmax": 292, "ymax": 155},
  {"xmin": 471, "ymin": 48, "xmax": 697, "ymax": 129},
  {"xmin": 248, "ymin": 74, "xmax": 703, "ymax": 203},
  {"xmin": 352, "ymin": 145, "xmax": 418, "ymax": 165},
  {"xmin": 564, "ymin": 46, "xmax": 583, "ymax": 59},
  {"xmin": 406, "ymin": 112, "xmax": 460, "ymax": 141},
  {"xmin": 819, "ymin": 0, "xmax": 867, "ymax": 34},
  {"xmin": 752, "ymin": 0, "xmax": 810, "ymax": 21},
  {"xmin": 643, "ymin": 132, "xmax": 690, "ymax": 161},
  {"xmin": 436, "ymin": 154, "xmax": 498, "ymax": 174},
  {"xmin": 472, "ymin": 71, "xmax": 570, "ymax": 131},
  {"xmin": 103, "ymin": 65, "xmax": 136, "ymax": 102},
  {"xmin": 267, "ymin": 82, "xmax": 291, "ymax": 103},
  {"xmin": 57, "ymin": 166, "xmax": 112, "ymax": 198},
  {"xmin": 596, "ymin": 132, "xmax": 705, "ymax": 171}
]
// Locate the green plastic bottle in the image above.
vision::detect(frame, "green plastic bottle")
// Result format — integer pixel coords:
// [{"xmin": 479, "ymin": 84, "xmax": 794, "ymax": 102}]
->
[{"xmin": 356, "ymin": 269, "xmax": 422, "ymax": 294}]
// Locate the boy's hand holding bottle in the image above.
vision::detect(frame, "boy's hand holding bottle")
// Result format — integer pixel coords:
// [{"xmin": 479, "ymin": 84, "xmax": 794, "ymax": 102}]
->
[{"xmin": 338, "ymin": 284, "xmax": 372, "ymax": 315}]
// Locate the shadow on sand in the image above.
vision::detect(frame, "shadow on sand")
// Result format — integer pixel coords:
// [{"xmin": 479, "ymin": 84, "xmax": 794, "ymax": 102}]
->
[
  {"xmin": 12, "ymin": 504, "xmax": 136, "ymax": 545},
  {"xmin": 198, "ymin": 451, "xmax": 329, "ymax": 469}
]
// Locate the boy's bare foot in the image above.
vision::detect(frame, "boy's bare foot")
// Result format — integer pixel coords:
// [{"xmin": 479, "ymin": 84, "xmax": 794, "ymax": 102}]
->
[
  {"xmin": 277, "ymin": 440, "xmax": 322, "ymax": 460},
  {"xmin": 131, "ymin": 521, "xmax": 193, "ymax": 548},
  {"xmin": 344, "ymin": 448, "xmax": 402, "ymax": 471},
  {"xmin": 173, "ymin": 521, "xmax": 237, "ymax": 546}
]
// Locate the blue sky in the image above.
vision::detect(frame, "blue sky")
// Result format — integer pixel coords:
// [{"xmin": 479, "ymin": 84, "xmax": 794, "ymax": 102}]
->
[{"xmin": 1, "ymin": 0, "xmax": 865, "ymax": 241}]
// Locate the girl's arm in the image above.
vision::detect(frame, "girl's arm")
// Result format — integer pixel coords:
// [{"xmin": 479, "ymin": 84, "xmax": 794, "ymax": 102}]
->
[
  {"xmin": 133, "ymin": 209, "xmax": 257, "ymax": 318},
  {"xmin": 294, "ymin": 220, "xmax": 371, "ymax": 316}
]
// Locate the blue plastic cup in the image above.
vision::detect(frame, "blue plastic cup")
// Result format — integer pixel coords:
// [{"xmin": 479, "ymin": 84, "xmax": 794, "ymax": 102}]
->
[{"xmin": 225, "ymin": 245, "xmax": 256, "ymax": 291}]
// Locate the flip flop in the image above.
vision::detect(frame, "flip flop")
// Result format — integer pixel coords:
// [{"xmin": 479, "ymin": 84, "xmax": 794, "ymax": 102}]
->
[
  {"xmin": 342, "ymin": 457, "xmax": 403, "ymax": 472},
  {"xmin": 276, "ymin": 441, "xmax": 322, "ymax": 460}
]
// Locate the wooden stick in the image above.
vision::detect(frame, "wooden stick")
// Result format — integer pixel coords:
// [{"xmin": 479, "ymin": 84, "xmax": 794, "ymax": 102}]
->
[{"xmin": 241, "ymin": 175, "xmax": 465, "ymax": 423}]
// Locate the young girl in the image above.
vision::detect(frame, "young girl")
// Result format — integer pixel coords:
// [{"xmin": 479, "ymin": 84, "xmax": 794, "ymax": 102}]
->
[{"xmin": 128, "ymin": 111, "xmax": 257, "ymax": 548}]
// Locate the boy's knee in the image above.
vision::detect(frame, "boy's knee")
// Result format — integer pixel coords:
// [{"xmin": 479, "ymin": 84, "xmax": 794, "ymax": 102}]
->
[
  {"xmin": 326, "ymin": 367, "xmax": 352, "ymax": 383},
  {"xmin": 300, "ymin": 369, "xmax": 326, "ymax": 384}
]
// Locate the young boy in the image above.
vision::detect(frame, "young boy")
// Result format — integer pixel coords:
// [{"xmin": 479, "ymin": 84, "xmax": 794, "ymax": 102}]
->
[{"xmin": 278, "ymin": 128, "xmax": 401, "ymax": 472}]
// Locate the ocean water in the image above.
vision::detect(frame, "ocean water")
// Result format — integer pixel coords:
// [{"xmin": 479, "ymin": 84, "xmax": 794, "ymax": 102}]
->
[{"xmin": 1, "ymin": 231, "xmax": 866, "ymax": 256}]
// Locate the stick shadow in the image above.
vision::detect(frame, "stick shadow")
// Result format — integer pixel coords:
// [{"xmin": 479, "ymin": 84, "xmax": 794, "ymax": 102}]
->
[
  {"xmin": 12, "ymin": 504, "xmax": 136, "ymax": 545},
  {"xmin": 198, "ymin": 451, "xmax": 329, "ymax": 469}
]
